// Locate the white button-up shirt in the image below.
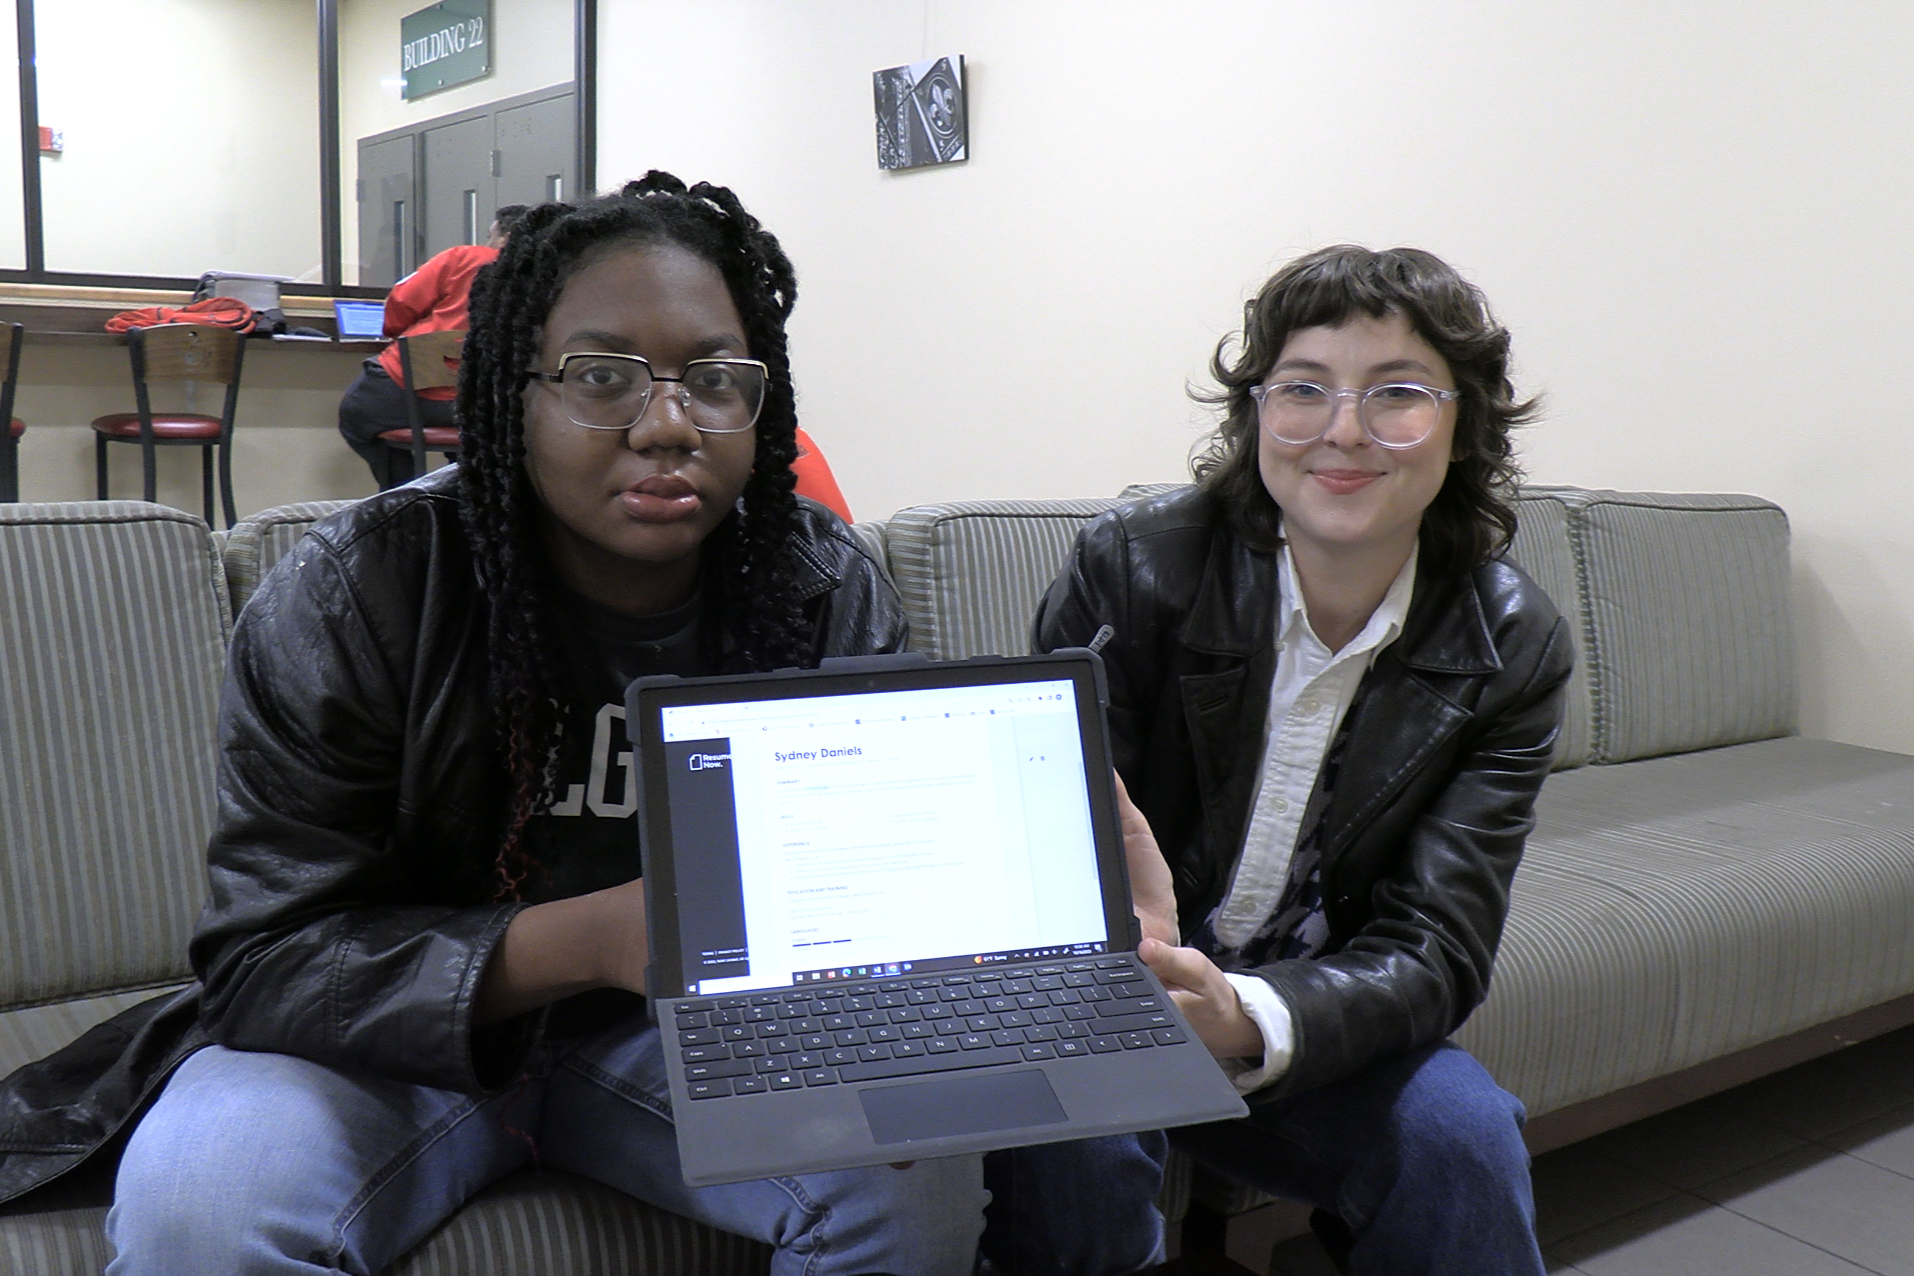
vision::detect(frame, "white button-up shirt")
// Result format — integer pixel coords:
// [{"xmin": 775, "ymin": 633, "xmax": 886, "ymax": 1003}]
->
[{"xmin": 1219, "ymin": 543, "xmax": 1417, "ymax": 1092}]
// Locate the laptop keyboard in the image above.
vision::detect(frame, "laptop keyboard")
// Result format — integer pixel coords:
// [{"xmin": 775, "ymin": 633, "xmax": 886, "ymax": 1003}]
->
[{"xmin": 671, "ymin": 956, "xmax": 1186, "ymax": 1100}]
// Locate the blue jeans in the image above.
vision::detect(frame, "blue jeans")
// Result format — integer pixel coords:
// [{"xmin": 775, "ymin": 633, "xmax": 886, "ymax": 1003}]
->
[
  {"xmin": 988, "ymin": 1044, "xmax": 1541, "ymax": 1276},
  {"xmin": 106, "ymin": 1016, "xmax": 987, "ymax": 1276},
  {"xmin": 1178, "ymin": 1043, "xmax": 1543, "ymax": 1275},
  {"xmin": 980, "ymin": 1133, "xmax": 1168, "ymax": 1275}
]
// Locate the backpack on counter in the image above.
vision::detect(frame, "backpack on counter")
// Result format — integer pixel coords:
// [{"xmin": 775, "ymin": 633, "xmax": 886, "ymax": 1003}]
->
[
  {"xmin": 193, "ymin": 271, "xmax": 288, "ymax": 334},
  {"xmin": 105, "ymin": 296, "xmax": 257, "ymax": 334}
]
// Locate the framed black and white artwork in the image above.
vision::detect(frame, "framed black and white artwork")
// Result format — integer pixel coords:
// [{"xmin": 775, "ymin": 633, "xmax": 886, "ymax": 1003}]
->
[{"xmin": 873, "ymin": 55, "xmax": 968, "ymax": 171}]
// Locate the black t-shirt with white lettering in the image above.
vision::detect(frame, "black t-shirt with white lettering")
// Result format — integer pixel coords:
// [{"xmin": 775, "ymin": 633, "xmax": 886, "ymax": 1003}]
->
[
  {"xmin": 521, "ymin": 585, "xmax": 703, "ymax": 1037},
  {"xmin": 522, "ymin": 585, "xmax": 704, "ymax": 903}
]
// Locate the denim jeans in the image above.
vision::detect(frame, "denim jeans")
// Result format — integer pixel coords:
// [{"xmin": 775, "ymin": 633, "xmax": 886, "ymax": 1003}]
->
[
  {"xmin": 106, "ymin": 1015, "xmax": 987, "ymax": 1276},
  {"xmin": 980, "ymin": 1133, "xmax": 1168, "ymax": 1276},
  {"xmin": 983, "ymin": 1043, "xmax": 1541, "ymax": 1275},
  {"xmin": 1175, "ymin": 1043, "xmax": 1544, "ymax": 1275}
]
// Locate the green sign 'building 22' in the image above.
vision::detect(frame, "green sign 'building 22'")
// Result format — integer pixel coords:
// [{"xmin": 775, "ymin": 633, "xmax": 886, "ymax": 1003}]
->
[{"xmin": 401, "ymin": 0, "xmax": 493, "ymax": 101}]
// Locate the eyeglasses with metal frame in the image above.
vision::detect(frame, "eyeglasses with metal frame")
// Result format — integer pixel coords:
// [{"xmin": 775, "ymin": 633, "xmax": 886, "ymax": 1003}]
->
[
  {"xmin": 528, "ymin": 352, "xmax": 769, "ymax": 434},
  {"xmin": 1247, "ymin": 380, "xmax": 1459, "ymax": 449}
]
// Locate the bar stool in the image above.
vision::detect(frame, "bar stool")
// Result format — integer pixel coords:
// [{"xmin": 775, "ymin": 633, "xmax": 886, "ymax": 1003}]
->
[
  {"xmin": 0, "ymin": 322, "xmax": 24, "ymax": 502},
  {"xmin": 91, "ymin": 323, "xmax": 246, "ymax": 527},
  {"xmin": 379, "ymin": 329, "xmax": 464, "ymax": 484}
]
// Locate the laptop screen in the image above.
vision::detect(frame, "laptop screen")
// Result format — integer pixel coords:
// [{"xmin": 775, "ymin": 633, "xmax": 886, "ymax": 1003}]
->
[
  {"xmin": 648, "ymin": 672, "xmax": 1113, "ymax": 996},
  {"xmin": 334, "ymin": 299, "xmax": 386, "ymax": 340}
]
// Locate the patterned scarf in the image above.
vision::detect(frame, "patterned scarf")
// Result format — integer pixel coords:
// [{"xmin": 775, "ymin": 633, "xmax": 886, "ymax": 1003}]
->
[{"xmin": 1188, "ymin": 682, "xmax": 1369, "ymax": 971}]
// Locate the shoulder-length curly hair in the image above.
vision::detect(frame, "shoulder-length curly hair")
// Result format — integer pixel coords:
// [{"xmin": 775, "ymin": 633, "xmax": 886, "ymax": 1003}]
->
[
  {"xmin": 455, "ymin": 171, "xmax": 813, "ymax": 900},
  {"xmin": 1193, "ymin": 245, "xmax": 1538, "ymax": 576}
]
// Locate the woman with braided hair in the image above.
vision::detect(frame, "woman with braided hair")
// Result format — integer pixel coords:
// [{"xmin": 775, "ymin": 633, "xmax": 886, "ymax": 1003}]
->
[{"xmin": 77, "ymin": 173, "xmax": 988, "ymax": 1273}]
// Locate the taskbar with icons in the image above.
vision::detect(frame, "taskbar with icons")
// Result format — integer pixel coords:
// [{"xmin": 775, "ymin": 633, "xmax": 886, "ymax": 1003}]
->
[{"xmin": 790, "ymin": 940, "xmax": 1108, "ymax": 985}]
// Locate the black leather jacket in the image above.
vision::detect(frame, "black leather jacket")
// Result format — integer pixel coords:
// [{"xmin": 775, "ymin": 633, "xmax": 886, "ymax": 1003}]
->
[
  {"xmin": 0, "ymin": 467, "xmax": 906, "ymax": 1203},
  {"xmin": 1034, "ymin": 487, "xmax": 1572, "ymax": 1099}
]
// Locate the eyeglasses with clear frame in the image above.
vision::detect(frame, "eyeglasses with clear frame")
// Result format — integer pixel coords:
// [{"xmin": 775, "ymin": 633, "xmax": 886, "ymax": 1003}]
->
[
  {"xmin": 1247, "ymin": 381, "xmax": 1459, "ymax": 449},
  {"xmin": 527, "ymin": 352, "xmax": 769, "ymax": 434}
]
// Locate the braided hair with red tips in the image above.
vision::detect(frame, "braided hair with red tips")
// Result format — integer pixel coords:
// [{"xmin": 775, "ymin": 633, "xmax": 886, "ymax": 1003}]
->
[{"xmin": 455, "ymin": 172, "xmax": 812, "ymax": 901}]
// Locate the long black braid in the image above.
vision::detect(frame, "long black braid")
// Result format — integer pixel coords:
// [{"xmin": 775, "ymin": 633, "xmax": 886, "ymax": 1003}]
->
[{"xmin": 456, "ymin": 171, "xmax": 813, "ymax": 901}]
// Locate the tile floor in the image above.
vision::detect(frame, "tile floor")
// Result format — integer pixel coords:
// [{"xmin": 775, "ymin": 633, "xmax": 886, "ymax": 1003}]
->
[{"xmin": 1262, "ymin": 1024, "xmax": 1914, "ymax": 1275}]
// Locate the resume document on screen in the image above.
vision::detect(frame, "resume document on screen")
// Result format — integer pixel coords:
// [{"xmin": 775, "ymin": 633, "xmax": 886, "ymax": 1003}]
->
[{"xmin": 660, "ymin": 681, "xmax": 1108, "ymax": 994}]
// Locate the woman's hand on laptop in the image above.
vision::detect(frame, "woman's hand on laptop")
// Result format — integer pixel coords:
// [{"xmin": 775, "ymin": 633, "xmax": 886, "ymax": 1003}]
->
[
  {"xmin": 1137, "ymin": 939, "xmax": 1264, "ymax": 1061},
  {"xmin": 589, "ymin": 876, "xmax": 654, "ymax": 995},
  {"xmin": 474, "ymin": 877, "xmax": 653, "ymax": 1024},
  {"xmin": 1116, "ymin": 775, "xmax": 1261, "ymax": 1059},
  {"xmin": 1114, "ymin": 772, "xmax": 1179, "ymax": 946}
]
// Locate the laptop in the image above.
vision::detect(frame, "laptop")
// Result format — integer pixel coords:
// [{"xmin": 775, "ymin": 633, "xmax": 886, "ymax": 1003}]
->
[
  {"xmin": 333, "ymin": 299, "xmax": 386, "ymax": 340},
  {"xmin": 626, "ymin": 650, "xmax": 1247, "ymax": 1187}
]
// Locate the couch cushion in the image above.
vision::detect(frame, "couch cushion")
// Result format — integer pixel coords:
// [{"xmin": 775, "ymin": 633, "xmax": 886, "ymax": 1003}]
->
[
  {"xmin": 1453, "ymin": 737, "xmax": 1914, "ymax": 1117},
  {"xmin": 0, "ymin": 1203, "xmax": 110, "ymax": 1275},
  {"xmin": 884, "ymin": 499, "xmax": 1120, "ymax": 659},
  {"xmin": 1548, "ymin": 489, "xmax": 1794, "ymax": 764},
  {"xmin": 223, "ymin": 499, "xmax": 360, "ymax": 615},
  {"xmin": 1, "ymin": 1154, "xmax": 1192, "ymax": 1274},
  {"xmin": 1508, "ymin": 493, "xmax": 1592, "ymax": 770},
  {"xmin": 0, "ymin": 1166, "xmax": 773, "ymax": 1276},
  {"xmin": 388, "ymin": 1169, "xmax": 771, "ymax": 1275},
  {"xmin": 0, "ymin": 985, "xmax": 192, "ymax": 1079},
  {"xmin": 0, "ymin": 503, "xmax": 227, "ymax": 1009}
]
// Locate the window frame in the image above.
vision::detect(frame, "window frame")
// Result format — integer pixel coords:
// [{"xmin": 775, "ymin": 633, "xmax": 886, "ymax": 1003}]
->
[{"xmin": 2, "ymin": 0, "xmax": 596, "ymax": 296}]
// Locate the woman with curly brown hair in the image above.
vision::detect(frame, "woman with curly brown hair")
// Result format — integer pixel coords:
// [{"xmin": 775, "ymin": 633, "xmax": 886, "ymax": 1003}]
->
[
  {"xmin": 1033, "ymin": 245, "xmax": 1573, "ymax": 1274},
  {"xmin": 85, "ymin": 173, "xmax": 986, "ymax": 1274}
]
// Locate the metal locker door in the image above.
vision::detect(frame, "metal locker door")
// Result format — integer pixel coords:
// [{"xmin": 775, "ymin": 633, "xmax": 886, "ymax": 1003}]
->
[
  {"xmin": 495, "ymin": 91, "xmax": 576, "ymax": 209},
  {"xmin": 422, "ymin": 114, "xmax": 496, "ymax": 259},
  {"xmin": 357, "ymin": 135, "xmax": 417, "ymax": 287}
]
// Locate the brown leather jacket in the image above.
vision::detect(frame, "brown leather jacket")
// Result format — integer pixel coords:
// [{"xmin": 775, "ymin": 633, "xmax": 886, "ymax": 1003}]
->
[
  {"xmin": 1034, "ymin": 486, "xmax": 1572, "ymax": 1099},
  {"xmin": 0, "ymin": 467, "xmax": 905, "ymax": 1203}
]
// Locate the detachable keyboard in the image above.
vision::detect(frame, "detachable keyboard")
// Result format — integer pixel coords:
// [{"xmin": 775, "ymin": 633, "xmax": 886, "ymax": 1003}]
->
[{"xmin": 669, "ymin": 955, "xmax": 1186, "ymax": 1100}]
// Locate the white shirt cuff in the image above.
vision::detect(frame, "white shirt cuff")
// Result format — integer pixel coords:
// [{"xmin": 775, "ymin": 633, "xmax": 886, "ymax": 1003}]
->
[{"xmin": 1220, "ymin": 973, "xmax": 1295, "ymax": 1093}]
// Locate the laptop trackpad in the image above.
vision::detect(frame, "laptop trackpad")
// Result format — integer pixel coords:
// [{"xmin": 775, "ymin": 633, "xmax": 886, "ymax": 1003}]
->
[{"xmin": 860, "ymin": 1069, "xmax": 1068, "ymax": 1144}]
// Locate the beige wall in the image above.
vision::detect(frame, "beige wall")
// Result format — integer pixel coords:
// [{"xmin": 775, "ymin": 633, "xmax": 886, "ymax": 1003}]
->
[
  {"xmin": 594, "ymin": 0, "xmax": 1914, "ymax": 756},
  {"xmin": 339, "ymin": 0, "xmax": 574, "ymax": 283},
  {"xmin": 34, "ymin": 0, "xmax": 321, "ymax": 280}
]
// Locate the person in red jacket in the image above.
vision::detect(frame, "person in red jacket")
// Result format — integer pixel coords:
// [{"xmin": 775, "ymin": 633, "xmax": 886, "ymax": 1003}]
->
[
  {"xmin": 336, "ymin": 205, "xmax": 528, "ymax": 488},
  {"xmin": 792, "ymin": 425, "xmax": 852, "ymax": 522}
]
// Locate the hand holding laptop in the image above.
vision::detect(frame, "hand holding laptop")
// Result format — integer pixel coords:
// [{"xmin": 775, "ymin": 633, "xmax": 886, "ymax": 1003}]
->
[
  {"xmin": 1138, "ymin": 939, "xmax": 1263, "ymax": 1060},
  {"xmin": 474, "ymin": 875, "xmax": 653, "ymax": 1023},
  {"xmin": 1119, "ymin": 781, "xmax": 1265, "ymax": 1062},
  {"xmin": 1114, "ymin": 772, "xmax": 1179, "ymax": 947},
  {"xmin": 590, "ymin": 876, "xmax": 655, "ymax": 993}
]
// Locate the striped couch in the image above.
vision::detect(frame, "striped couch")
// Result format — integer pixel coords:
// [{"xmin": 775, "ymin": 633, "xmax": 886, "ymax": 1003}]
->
[{"xmin": 3, "ymin": 484, "xmax": 1911, "ymax": 1271}]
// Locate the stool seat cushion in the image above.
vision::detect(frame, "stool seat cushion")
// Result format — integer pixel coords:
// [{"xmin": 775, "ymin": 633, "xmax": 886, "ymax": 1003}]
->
[
  {"xmin": 90, "ymin": 413, "xmax": 223, "ymax": 440},
  {"xmin": 378, "ymin": 427, "xmax": 461, "ymax": 448},
  {"xmin": 8, "ymin": 418, "xmax": 20, "ymax": 438}
]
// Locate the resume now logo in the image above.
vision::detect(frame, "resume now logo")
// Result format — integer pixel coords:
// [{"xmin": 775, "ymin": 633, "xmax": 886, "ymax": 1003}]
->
[{"xmin": 688, "ymin": 752, "xmax": 731, "ymax": 772}]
